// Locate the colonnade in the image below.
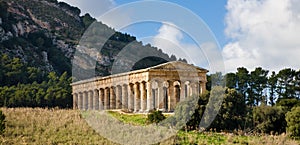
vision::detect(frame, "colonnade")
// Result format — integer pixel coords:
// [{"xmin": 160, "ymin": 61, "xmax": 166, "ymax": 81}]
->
[{"xmin": 73, "ymin": 80, "xmax": 206, "ymax": 112}]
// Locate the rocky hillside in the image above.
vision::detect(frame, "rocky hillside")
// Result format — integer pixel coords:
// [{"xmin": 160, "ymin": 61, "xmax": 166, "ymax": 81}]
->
[{"xmin": 0, "ymin": 0, "xmax": 182, "ymax": 80}]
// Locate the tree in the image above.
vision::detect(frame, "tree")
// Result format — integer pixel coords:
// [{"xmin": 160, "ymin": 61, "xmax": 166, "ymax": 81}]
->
[
  {"xmin": 81, "ymin": 13, "xmax": 96, "ymax": 28},
  {"xmin": 0, "ymin": 1, "xmax": 8, "ymax": 19},
  {"xmin": 252, "ymin": 105, "xmax": 286, "ymax": 134},
  {"xmin": 286, "ymin": 106, "xmax": 300, "ymax": 137},
  {"xmin": 276, "ymin": 68, "xmax": 295, "ymax": 99},
  {"xmin": 276, "ymin": 98, "xmax": 300, "ymax": 113},
  {"xmin": 268, "ymin": 71, "xmax": 277, "ymax": 106},
  {"xmin": 209, "ymin": 88, "xmax": 246, "ymax": 131},
  {"xmin": 294, "ymin": 70, "xmax": 300, "ymax": 99},
  {"xmin": 0, "ymin": 109, "xmax": 5, "ymax": 135},
  {"xmin": 249, "ymin": 67, "xmax": 268, "ymax": 106},
  {"xmin": 170, "ymin": 55, "xmax": 177, "ymax": 61},
  {"xmin": 147, "ymin": 110, "xmax": 166, "ymax": 124},
  {"xmin": 225, "ymin": 73, "xmax": 236, "ymax": 89},
  {"xmin": 236, "ymin": 67, "xmax": 249, "ymax": 104},
  {"xmin": 210, "ymin": 72, "xmax": 224, "ymax": 87},
  {"xmin": 186, "ymin": 91, "xmax": 210, "ymax": 130}
]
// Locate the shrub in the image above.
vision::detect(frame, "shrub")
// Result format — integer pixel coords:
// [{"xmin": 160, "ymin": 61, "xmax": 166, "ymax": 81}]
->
[
  {"xmin": 286, "ymin": 106, "xmax": 300, "ymax": 137},
  {"xmin": 147, "ymin": 110, "xmax": 166, "ymax": 124},
  {"xmin": 253, "ymin": 105, "xmax": 286, "ymax": 134},
  {"xmin": 0, "ymin": 109, "xmax": 5, "ymax": 135}
]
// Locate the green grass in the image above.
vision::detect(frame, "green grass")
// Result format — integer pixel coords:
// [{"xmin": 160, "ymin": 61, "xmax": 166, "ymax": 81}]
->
[{"xmin": 107, "ymin": 111, "xmax": 148, "ymax": 126}]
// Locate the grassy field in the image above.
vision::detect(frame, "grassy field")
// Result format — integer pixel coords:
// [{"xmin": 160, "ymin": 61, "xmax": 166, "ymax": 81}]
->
[{"xmin": 0, "ymin": 108, "xmax": 299, "ymax": 145}]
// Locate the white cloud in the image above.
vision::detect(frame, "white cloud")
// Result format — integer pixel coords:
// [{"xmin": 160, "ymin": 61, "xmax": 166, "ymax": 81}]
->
[
  {"xmin": 223, "ymin": 0, "xmax": 300, "ymax": 72},
  {"xmin": 57, "ymin": 0, "xmax": 116, "ymax": 17},
  {"xmin": 151, "ymin": 22, "xmax": 209, "ymax": 67}
]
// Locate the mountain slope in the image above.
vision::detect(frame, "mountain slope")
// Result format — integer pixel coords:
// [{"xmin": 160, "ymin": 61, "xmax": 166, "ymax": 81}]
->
[{"xmin": 0, "ymin": 0, "xmax": 182, "ymax": 81}]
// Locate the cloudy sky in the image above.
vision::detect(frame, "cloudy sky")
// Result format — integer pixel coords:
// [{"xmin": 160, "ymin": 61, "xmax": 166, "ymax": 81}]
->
[{"xmin": 59, "ymin": 0, "xmax": 300, "ymax": 73}]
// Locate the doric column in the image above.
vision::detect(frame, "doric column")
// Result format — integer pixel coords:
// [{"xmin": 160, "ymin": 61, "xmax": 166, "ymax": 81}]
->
[
  {"xmin": 128, "ymin": 84, "xmax": 134, "ymax": 112},
  {"xmin": 73, "ymin": 93, "xmax": 78, "ymax": 109},
  {"xmin": 88, "ymin": 91, "xmax": 93, "ymax": 110},
  {"xmin": 110, "ymin": 86, "xmax": 116, "ymax": 109},
  {"xmin": 99, "ymin": 89, "xmax": 104, "ymax": 110},
  {"xmin": 158, "ymin": 82, "xmax": 164, "ymax": 110},
  {"xmin": 79, "ymin": 92, "xmax": 83, "ymax": 110},
  {"xmin": 168, "ymin": 81, "xmax": 174, "ymax": 112},
  {"xmin": 104, "ymin": 87, "xmax": 110, "ymax": 110},
  {"xmin": 191, "ymin": 82, "xmax": 199, "ymax": 97},
  {"xmin": 200, "ymin": 82, "xmax": 206, "ymax": 94},
  {"xmin": 180, "ymin": 83, "xmax": 186, "ymax": 101},
  {"xmin": 83, "ymin": 91, "xmax": 88, "ymax": 110},
  {"xmin": 140, "ymin": 82, "xmax": 146, "ymax": 112},
  {"xmin": 146, "ymin": 81, "xmax": 153, "ymax": 111},
  {"xmin": 152, "ymin": 81, "xmax": 159, "ymax": 109},
  {"xmin": 184, "ymin": 82, "xmax": 190, "ymax": 98},
  {"xmin": 116, "ymin": 86, "xmax": 122, "ymax": 109},
  {"xmin": 93, "ymin": 89, "xmax": 99, "ymax": 110},
  {"xmin": 134, "ymin": 82, "xmax": 140, "ymax": 112},
  {"xmin": 122, "ymin": 84, "xmax": 128, "ymax": 109}
]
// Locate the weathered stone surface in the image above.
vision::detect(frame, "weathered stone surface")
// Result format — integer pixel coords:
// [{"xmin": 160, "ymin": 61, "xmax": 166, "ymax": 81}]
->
[{"xmin": 71, "ymin": 61, "xmax": 208, "ymax": 113}]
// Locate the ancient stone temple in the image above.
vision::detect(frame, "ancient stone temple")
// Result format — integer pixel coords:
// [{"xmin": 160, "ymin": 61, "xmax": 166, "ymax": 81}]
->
[{"xmin": 71, "ymin": 61, "xmax": 208, "ymax": 112}]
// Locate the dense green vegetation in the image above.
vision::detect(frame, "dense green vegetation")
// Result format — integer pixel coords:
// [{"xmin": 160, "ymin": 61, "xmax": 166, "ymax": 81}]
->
[
  {"xmin": 190, "ymin": 67, "xmax": 300, "ymax": 137},
  {"xmin": 147, "ymin": 110, "xmax": 166, "ymax": 124},
  {"xmin": 0, "ymin": 53, "xmax": 72, "ymax": 108},
  {"xmin": 286, "ymin": 107, "xmax": 300, "ymax": 137}
]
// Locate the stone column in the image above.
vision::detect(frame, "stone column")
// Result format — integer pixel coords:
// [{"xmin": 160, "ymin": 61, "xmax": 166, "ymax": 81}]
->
[
  {"xmin": 104, "ymin": 87, "xmax": 110, "ymax": 110},
  {"xmin": 152, "ymin": 81, "xmax": 159, "ymax": 109},
  {"xmin": 140, "ymin": 82, "xmax": 147, "ymax": 112},
  {"xmin": 128, "ymin": 84, "xmax": 134, "ymax": 112},
  {"xmin": 200, "ymin": 82, "xmax": 206, "ymax": 94},
  {"xmin": 158, "ymin": 82, "xmax": 164, "ymax": 110},
  {"xmin": 134, "ymin": 82, "xmax": 140, "ymax": 112},
  {"xmin": 168, "ymin": 81, "xmax": 174, "ymax": 112},
  {"xmin": 93, "ymin": 89, "xmax": 99, "ymax": 110},
  {"xmin": 116, "ymin": 86, "xmax": 122, "ymax": 109},
  {"xmin": 83, "ymin": 91, "xmax": 88, "ymax": 110},
  {"xmin": 79, "ymin": 92, "xmax": 83, "ymax": 110},
  {"xmin": 110, "ymin": 86, "xmax": 116, "ymax": 109},
  {"xmin": 191, "ymin": 82, "xmax": 199, "ymax": 97},
  {"xmin": 73, "ymin": 93, "xmax": 78, "ymax": 109},
  {"xmin": 88, "ymin": 91, "xmax": 93, "ymax": 110},
  {"xmin": 146, "ymin": 81, "xmax": 153, "ymax": 111},
  {"xmin": 180, "ymin": 84, "xmax": 186, "ymax": 101},
  {"xmin": 185, "ymin": 82, "xmax": 190, "ymax": 98},
  {"xmin": 99, "ymin": 89, "xmax": 104, "ymax": 110},
  {"xmin": 122, "ymin": 84, "xmax": 128, "ymax": 109}
]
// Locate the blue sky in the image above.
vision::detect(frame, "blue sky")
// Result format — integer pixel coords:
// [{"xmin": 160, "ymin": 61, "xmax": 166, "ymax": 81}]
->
[
  {"xmin": 59, "ymin": 0, "xmax": 300, "ymax": 73},
  {"xmin": 114, "ymin": 0, "xmax": 228, "ymax": 46}
]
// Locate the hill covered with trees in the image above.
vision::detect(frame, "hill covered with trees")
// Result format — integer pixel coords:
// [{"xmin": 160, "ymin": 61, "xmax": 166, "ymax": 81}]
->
[{"xmin": 0, "ymin": 0, "xmax": 182, "ymax": 107}]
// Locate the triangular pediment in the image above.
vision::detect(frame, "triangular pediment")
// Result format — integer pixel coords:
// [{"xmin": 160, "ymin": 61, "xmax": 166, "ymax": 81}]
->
[{"xmin": 148, "ymin": 61, "xmax": 208, "ymax": 72}]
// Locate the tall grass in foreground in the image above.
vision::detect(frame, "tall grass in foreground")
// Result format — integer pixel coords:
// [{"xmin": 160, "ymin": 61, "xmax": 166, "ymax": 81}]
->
[
  {"xmin": 0, "ymin": 108, "xmax": 116, "ymax": 144},
  {"xmin": 0, "ymin": 108, "xmax": 299, "ymax": 145}
]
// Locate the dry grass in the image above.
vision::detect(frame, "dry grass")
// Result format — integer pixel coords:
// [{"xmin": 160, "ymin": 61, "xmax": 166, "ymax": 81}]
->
[
  {"xmin": 0, "ymin": 108, "xmax": 117, "ymax": 145},
  {"xmin": 0, "ymin": 108, "xmax": 299, "ymax": 145}
]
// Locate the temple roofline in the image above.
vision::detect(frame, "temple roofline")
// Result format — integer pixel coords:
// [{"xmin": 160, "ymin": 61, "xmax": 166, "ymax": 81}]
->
[{"xmin": 71, "ymin": 61, "xmax": 208, "ymax": 86}]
